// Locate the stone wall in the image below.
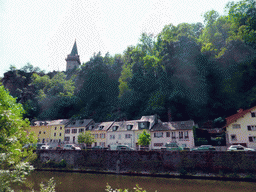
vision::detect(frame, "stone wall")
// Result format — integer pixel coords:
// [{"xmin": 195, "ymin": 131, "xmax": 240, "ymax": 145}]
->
[{"xmin": 37, "ymin": 150, "xmax": 256, "ymax": 174}]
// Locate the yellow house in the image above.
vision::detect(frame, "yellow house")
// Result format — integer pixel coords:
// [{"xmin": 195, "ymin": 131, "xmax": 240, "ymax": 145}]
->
[
  {"xmin": 48, "ymin": 119, "xmax": 70, "ymax": 144},
  {"xmin": 30, "ymin": 121, "xmax": 51, "ymax": 144},
  {"xmin": 91, "ymin": 121, "xmax": 114, "ymax": 147},
  {"xmin": 225, "ymin": 106, "xmax": 256, "ymax": 148}
]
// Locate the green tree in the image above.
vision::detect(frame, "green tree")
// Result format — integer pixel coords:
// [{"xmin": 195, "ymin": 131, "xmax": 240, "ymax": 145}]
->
[
  {"xmin": 137, "ymin": 130, "xmax": 151, "ymax": 146},
  {"xmin": 0, "ymin": 85, "xmax": 36, "ymax": 191},
  {"xmin": 78, "ymin": 131, "xmax": 95, "ymax": 147}
]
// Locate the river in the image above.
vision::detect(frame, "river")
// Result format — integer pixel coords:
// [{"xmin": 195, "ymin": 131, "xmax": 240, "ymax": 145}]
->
[{"xmin": 14, "ymin": 171, "xmax": 256, "ymax": 192}]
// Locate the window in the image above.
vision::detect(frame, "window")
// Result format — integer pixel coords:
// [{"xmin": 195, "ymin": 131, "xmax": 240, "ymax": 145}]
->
[
  {"xmin": 172, "ymin": 132, "xmax": 176, "ymax": 139},
  {"xmin": 179, "ymin": 132, "xmax": 183, "ymax": 139},
  {"xmin": 43, "ymin": 131, "xmax": 46, "ymax": 134},
  {"xmin": 95, "ymin": 134, "xmax": 98, "ymax": 139},
  {"xmin": 65, "ymin": 129, "xmax": 70, "ymax": 134},
  {"xmin": 166, "ymin": 132, "xmax": 170, "ymax": 137},
  {"xmin": 154, "ymin": 143, "xmax": 164, "ymax": 147},
  {"xmin": 72, "ymin": 121, "xmax": 76, "ymax": 125},
  {"xmin": 125, "ymin": 134, "xmax": 131, "ymax": 138},
  {"xmin": 248, "ymin": 125, "xmax": 256, "ymax": 131},
  {"xmin": 55, "ymin": 127, "xmax": 57, "ymax": 130},
  {"xmin": 118, "ymin": 134, "xmax": 121, "ymax": 139},
  {"xmin": 79, "ymin": 128, "xmax": 84, "ymax": 133},
  {"xmin": 60, "ymin": 127, "xmax": 62, "ymax": 130},
  {"xmin": 99, "ymin": 142, "xmax": 105, "ymax": 147},
  {"xmin": 232, "ymin": 124, "xmax": 241, "ymax": 129},
  {"xmin": 231, "ymin": 135, "xmax": 237, "ymax": 141},
  {"xmin": 89, "ymin": 126, "xmax": 94, "ymax": 130},
  {"xmin": 72, "ymin": 129, "xmax": 77, "ymax": 133},
  {"xmin": 42, "ymin": 138, "xmax": 45, "ymax": 143},
  {"xmin": 54, "ymin": 133, "xmax": 56, "ymax": 136},
  {"xmin": 39, "ymin": 131, "xmax": 41, "ymax": 134},
  {"xmin": 127, "ymin": 125, "xmax": 133, "ymax": 130},
  {"xmin": 251, "ymin": 112, "xmax": 256, "ymax": 117},
  {"xmin": 100, "ymin": 133, "xmax": 105, "ymax": 138},
  {"xmin": 59, "ymin": 139, "xmax": 61, "ymax": 143},
  {"xmin": 50, "ymin": 139, "xmax": 52, "ymax": 142},
  {"xmin": 99, "ymin": 126, "xmax": 104, "ymax": 130},
  {"xmin": 154, "ymin": 132, "xmax": 163, "ymax": 138},
  {"xmin": 249, "ymin": 136, "xmax": 256, "ymax": 142},
  {"xmin": 59, "ymin": 133, "xmax": 62, "ymax": 136},
  {"xmin": 110, "ymin": 135, "xmax": 115, "ymax": 139},
  {"xmin": 112, "ymin": 126, "xmax": 118, "ymax": 131},
  {"xmin": 64, "ymin": 137, "xmax": 70, "ymax": 141},
  {"xmin": 80, "ymin": 120, "xmax": 84, "ymax": 124},
  {"xmin": 184, "ymin": 131, "xmax": 189, "ymax": 139}
]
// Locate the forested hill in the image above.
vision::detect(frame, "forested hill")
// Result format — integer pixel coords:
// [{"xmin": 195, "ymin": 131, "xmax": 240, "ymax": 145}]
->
[{"xmin": 1, "ymin": 0, "xmax": 256, "ymax": 126}]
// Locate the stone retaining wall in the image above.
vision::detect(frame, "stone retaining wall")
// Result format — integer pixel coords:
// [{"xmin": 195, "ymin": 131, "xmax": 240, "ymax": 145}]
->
[{"xmin": 37, "ymin": 150, "xmax": 256, "ymax": 174}]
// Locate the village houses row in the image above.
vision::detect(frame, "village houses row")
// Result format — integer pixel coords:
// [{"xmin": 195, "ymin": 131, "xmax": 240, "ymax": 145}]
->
[
  {"xmin": 30, "ymin": 104, "xmax": 256, "ymax": 150},
  {"xmin": 30, "ymin": 115, "xmax": 196, "ymax": 150}
]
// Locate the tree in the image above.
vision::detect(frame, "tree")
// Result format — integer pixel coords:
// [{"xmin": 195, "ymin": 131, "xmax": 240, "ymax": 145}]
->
[
  {"xmin": 0, "ymin": 85, "xmax": 36, "ymax": 191},
  {"xmin": 137, "ymin": 130, "xmax": 151, "ymax": 147},
  {"xmin": 78, "ymin": 131, "xmax": 95, "ymax": 147}
]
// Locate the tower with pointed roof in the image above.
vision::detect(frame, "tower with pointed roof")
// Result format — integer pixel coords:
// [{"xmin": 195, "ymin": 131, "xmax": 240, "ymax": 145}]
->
[{"xmin": 65, "ymin": 40, "xmax": 81, "ymax": 71}]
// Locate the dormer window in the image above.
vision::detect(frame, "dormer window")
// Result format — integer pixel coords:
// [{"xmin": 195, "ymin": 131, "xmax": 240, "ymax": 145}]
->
[
  {"xmin": 127, "ymin": 125, "xmax": 133, "ymax": 130},
  {"xmin": 112, "ymin": 126, "xmax": 118, "ymax": 131},
  {"xmin": 89, "ymin": 126, "xmax": 94, "ymax": 130},
  {"xmin": 80, "ymin": 120, "xmax": 84, "ymax": 124},
  {"xmin": 138, "ymin": 122, "xmax": 150, "ymax": 129},
  {"xmin": 72, "ymin": 121, "xmax": 76, "ymax": 125},
  {"xmin": 99, "ymin": 126, "xmax": 104, "ymax": 130},
  {"xmin": 251, "ymin": 112, "xmax": 256, "ymax": 117}
]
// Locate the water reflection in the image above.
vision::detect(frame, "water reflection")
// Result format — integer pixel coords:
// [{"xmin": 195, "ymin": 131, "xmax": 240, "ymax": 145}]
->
[{"xmin": 14, "ymin": 171, "xmax": 256, "ymax": 192}]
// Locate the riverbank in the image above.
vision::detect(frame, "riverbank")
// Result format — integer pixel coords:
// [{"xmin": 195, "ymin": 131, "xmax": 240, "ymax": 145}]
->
[{"xmin": 34, "ymin": 167, "xmax": 256, "ymax": 182}]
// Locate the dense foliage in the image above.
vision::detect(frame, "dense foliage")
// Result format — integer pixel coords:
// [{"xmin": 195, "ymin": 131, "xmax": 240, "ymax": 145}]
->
[{"xmin": 1, "ymin": 0, "xmax": 256, "ymax": 126}]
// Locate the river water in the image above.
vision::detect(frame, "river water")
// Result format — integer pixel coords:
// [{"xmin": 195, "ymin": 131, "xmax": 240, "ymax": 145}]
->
[{"xmin": 14, "ymin": 171, "xmax": 256, "ymax": 192}]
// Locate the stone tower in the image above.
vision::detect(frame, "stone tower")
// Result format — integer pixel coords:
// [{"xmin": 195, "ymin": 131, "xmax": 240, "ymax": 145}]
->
[{"xmin": 66, "ymin": 40, "xmax": 81, "ymax": 71}]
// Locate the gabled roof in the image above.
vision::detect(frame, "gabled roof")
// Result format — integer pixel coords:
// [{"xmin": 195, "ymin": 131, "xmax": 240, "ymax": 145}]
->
[
  {"xmin": 225, "ymin": 106, "xmax": 256, "ymax": 127},
  {"xmin": 70, "ymin": 40, "xmax": 78, "ymax": 56},
  {"xmin": 47, "ymin": 119, "xmax": 70, "ymax": 126},
  {"xmin": 108, "ymin": 120, "xmax": 140, "ymax": 132},
  {"xmin": 93, "ymin": 121, "xmax": 115, "ymax": 131},
  {"xmin": 151, "ymin": 120, "xmax": 195, "ymax": 131},
  {"xmin": 65, "ymin": 119, "xmax": 94, "ymax": 128}
]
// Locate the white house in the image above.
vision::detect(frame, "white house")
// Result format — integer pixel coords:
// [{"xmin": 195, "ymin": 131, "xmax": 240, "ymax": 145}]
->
[{"xmin": 150, "ymin": 120, "xmax": 195, "ymax": 149}]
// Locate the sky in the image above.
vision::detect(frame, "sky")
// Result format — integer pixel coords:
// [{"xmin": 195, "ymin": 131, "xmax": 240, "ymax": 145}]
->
[{"xmin": 0, "ymin": 0, "xmax": 239, "ymax": 77}]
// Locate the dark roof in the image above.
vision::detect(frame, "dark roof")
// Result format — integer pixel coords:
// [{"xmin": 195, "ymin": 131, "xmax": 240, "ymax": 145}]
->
[
  {"xmin": 70, "ymin": 40, "xmax": 78, "ymax": 56},
  {"xmin": 65, "ymin": 119, "xmax": 94, "ymax": 128},
  {"xmin": 151, "ymin": 120, "xmax": 195, "ymax": 131}
]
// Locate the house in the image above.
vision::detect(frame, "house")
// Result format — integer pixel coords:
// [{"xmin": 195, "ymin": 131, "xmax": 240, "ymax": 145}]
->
[
  {"xmin": 133, "ymin": 115, "xmax": 159, "ymax": 150},
  {"xmin": 106, "ymin": 115, "xmax": 159, "ymax": 150},
  {"xmin": 47, "ymin": 119, "xmax": 69, "ymax": 144},
  {"xmin": 30, "ymin": 120, "xmax": 51, "ymax": 144},
  {"xmin": 91, "ymin": 121, "xmax": 114, "ymax": 147},
  {"xmin": 225, "ymin": 106, "xmax": 256, "ymax": 148},
  {"xmin": 64, "ymin": 119, "xmax": 94, "ymax": 144},
  {"xmin": 151, "ymin": 120, "xmax": 195, "ymax": 149},
  {"xmin": 107, "ymin": 120, "xmax": 137, "ymax": 150}
]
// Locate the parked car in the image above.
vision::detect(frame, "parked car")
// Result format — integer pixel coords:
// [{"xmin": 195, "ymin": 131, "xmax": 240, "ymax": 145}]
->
[
  {"xmin": 191, "ymin": 145, "xmax": 216, "ymax": 151},
  {"xmin": 227, "ymin": 145, "xmax": 255, "ymax": 151},
  {"xmin": 63, "ymin": 144, "xmax": 81, "ymax": 150},
  {"xmin": 92, "ymin": 146, "xmax": 108, "ymax": 150},
  {"xmin": 116, "ymin": 145, "xmax": 134, "ymax": 151},
  {"xmin": 161, "ymin": 142, "xmax": 183, "ymax": 151},
  {"xmin": 40, "ymin": 145, "xmax": 52, "ymax": 150}
]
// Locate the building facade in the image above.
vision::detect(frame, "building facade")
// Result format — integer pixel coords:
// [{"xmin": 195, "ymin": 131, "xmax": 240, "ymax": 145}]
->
[{"xmin": 225, "ymin": 106, "xmax": 256, "ymax": 148}]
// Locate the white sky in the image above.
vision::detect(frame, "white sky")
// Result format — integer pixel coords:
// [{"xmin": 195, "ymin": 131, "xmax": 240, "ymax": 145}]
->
[{"xmin": 0, "ymin": 0, "xmax": 238, "ymax": 77}]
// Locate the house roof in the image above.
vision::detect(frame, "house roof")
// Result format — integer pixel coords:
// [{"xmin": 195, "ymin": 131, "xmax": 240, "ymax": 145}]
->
[
  {"xmin": 65, "ymin": 119, "xmax": 94, "ymax": 128},
  {"xmin": 108, "ymin": 120, "xmax": 140, "ymax": 132},
  {"xmin": 225, "ymin": 106, "xmax": 256, "ymax": 127},
  {"xmin": 47, "ymin": 119, "xmax": 70, "ymax": 126},
  {"xmin": 31, "ymin": 120, "xmax": 51, "ymax": 126},
  {"xmin": 151, "ymin": 120, "xmax": 195, "ymax": 131},
  {"xmin": 94, "ymin": 121, "xmax": 115, "ymax": 131}
]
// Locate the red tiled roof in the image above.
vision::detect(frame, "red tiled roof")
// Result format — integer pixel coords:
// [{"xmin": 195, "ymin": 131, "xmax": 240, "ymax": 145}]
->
[{"xmin": 225, "ymin": 106, "xmax": 256, "ymax": 127}]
